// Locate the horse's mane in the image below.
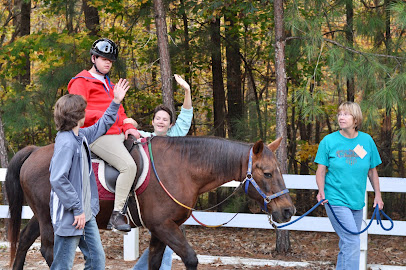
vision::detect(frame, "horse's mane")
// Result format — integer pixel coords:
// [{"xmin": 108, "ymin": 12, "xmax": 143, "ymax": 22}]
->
[{"xmin": 155, "ymin": 136, "xmax": 252, "ymax": 179}]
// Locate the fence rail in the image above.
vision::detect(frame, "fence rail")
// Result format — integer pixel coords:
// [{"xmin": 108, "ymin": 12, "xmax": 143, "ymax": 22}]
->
[{"xmin": 1, "ymin": 168, "xmax": 405, "ymax": 268}]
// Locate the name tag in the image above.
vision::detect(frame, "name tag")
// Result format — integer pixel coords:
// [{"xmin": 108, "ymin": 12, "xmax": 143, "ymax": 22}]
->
[{"xmin": 354, "ymin": 144, "xmax": 367, "ymax": 159}]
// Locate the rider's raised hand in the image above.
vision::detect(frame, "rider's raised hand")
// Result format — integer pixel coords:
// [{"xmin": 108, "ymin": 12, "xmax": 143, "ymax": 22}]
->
[
  {"xmin": 113, "ymin": 78, "xmax": 130, "ymax": 104},
  {"xmin": 174, "ymin": 74, "xmax": 192, "ymax": 109},
  {"xmin": 174, "ymin": 74, "xmax": 190, "ymax": 92}
]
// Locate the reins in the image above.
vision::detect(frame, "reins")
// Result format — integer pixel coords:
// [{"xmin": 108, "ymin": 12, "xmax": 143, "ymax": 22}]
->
[
  {"xmin": 148, "ymin": 139, "xmax": 241, "ymax": 212},
  {"xmin": 271, "ymin": 199, "xmax": 394, "ymax": 234},
  {"xmin": 190, "ymin": 212, "xmax": 240, "ymax": 228}
]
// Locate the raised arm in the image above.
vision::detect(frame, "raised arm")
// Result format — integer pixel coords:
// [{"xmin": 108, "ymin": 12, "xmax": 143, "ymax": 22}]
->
[{"xmin": 174, "ymin": 74, "xmax": 192, "ymax": 109}]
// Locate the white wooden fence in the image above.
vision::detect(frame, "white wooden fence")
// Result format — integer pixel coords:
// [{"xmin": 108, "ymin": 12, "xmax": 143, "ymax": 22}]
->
[{"xmin": 1, "ymin": 168, "xmax": 405, "ymax": 269}]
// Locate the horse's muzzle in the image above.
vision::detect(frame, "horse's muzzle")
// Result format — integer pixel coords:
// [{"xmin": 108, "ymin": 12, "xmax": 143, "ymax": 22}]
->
[{"xmin": 272, "ymin": 206, "xmax": 296, "ymax": 223}]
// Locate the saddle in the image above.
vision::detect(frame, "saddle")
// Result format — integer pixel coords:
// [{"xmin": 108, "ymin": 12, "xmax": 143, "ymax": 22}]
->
[{"xmin": 91, "ymin": 136, "xmax": 151, "ymax": 201}]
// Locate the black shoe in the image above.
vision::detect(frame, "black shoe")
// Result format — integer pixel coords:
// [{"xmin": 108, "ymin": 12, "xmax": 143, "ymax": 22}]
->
[{"xmin": 107, "ymin": 211, "xmax": 131, "ymax": 232}]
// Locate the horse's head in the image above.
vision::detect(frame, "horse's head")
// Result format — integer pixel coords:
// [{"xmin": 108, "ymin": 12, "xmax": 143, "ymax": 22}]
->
[{"xmin": 244, "ymin": 138, "xmax": 296, "ymax": 223}]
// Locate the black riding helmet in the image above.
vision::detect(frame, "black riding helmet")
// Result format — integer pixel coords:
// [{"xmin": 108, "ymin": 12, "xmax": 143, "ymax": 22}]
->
[{"xmin": 90, "ymin": 38, "xmax": 118, "ymax": 62}]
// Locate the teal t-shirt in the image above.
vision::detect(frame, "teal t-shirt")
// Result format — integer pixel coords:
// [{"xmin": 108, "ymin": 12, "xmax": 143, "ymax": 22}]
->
[{"xmin": 314, "ymin": 131, "xmax": 381, "ymax": 210}]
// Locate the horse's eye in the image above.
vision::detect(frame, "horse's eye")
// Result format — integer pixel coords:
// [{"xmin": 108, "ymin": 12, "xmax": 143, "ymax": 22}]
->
[{"xmin": 264, "ymin": 172, "xmax": 272, "ymax": 178}]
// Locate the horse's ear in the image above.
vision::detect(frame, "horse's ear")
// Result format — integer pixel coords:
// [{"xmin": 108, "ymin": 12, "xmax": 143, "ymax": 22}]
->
[
  {"xmin": 253, "ymin": 140, "xmax": 264, "ymax": 155},
  {"xmin": 268, "ymin": 137, "xmax": 282, "ymax": 152}
]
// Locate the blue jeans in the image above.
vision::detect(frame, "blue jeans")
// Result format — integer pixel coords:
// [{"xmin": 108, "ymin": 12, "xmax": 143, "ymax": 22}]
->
[
  {"xmin": 132, "ymin": 246, "xmax": 173, "ymax": 270},
  {"xmin": 325, "ymin": 205, "xmax": 363, "ymax": 270},
  {"xmin": 51, "ymin": 217, "xmax": 105, "ymax": 270}
]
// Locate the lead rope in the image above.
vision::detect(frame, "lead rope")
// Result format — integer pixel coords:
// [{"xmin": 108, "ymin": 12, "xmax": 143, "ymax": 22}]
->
[
  {"xmin": 269, "ymin": 199, "xmax": 394, "ymax": 234},
  {"xmin": 326, "ymin": 202, "xmax": 394, "ymax": 234}
]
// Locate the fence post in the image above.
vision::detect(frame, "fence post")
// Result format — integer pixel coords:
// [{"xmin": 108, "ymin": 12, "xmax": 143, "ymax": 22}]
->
[
  {"xmin": 359, "ymin": 191, "xmax": 368, "ymax": 270},
  {"xmin": 124, "ymin": 228, "xmax": 139, "ymax": 261}
]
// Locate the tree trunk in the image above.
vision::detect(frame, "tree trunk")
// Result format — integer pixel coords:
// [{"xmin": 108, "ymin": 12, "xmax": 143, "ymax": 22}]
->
[
  {"xmin": 380, "ymin": 111, "xmax": 392, "ymax": 176},
  {"xmin": 345, "ymin": 0, "xmax": 355, "ymax": 102},
  {"xmin": 247, "ymin": 67, "xmax": 264, "ymax": 140},
  {"xmin": 180, "ymin": 0, "xmax": 191, "ymax": 82},
  {"xmin": 154, "ymin": 0, "xmax": 175, "ymax": 116},
  {"xmin": 210, "ymin": 18, "xmax": 226, "ymax": 138},
  {"xmin": 396, "ymin": 108, "xmax": 404, "ymax": 177},
  {"xmin": 0, "ymin": 116, "xmax": 7, "ymax": 235},
  {"xmin": 65, "ymin": 1, "xmax": 74, "ymax": 34},
  {"xmin": 273, "ymin": 0, "xmax": 290, "ymax": 254},
  {"xmin": 179, "ymin": 0, "xmax": 194, "ymax": 134},
  {"xmin": 19, "ymin": 0, "xmax": 31, "ymax": 85},
  {"xmin": 225, "ymin": 12, "xmax": 242, "ymax": 138},
  {"xmin": 288, "ymin": 88, "xmax": 298, "ymax": 174},
  {"xmin": 82, "ymin": 0, "xmax": 100, "ymax": 36},
  {"xmin": 380, "ymin": 0, "xmax": 393, "ymax": 177},
  {"xmin": 0, "ymin": 117, "xmax": 7, "ymax": 168}
]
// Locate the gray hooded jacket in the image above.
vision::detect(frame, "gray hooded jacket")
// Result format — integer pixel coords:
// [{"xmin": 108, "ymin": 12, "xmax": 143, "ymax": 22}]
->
[{"xmin": 49, "ymin": 101, "xmax": 120, "ymax": 236}]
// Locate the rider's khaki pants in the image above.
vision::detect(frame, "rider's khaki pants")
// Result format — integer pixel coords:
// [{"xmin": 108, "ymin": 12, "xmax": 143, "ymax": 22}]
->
[{"xmin": 90, "ymin": 133, "xmax": 137, "ymax": 212}]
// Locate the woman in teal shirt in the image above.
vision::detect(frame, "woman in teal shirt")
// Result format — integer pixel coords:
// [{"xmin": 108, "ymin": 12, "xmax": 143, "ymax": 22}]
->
[
  {"xmin": 315, "ymin": 101, "xmax": 384, "ymax": 270},
  {"xmin": 133, "ymin": 74, "xmax": 192, "ymax": 270}
]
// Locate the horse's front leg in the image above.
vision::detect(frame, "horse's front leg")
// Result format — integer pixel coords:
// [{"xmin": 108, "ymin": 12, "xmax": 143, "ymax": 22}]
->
[
  {"xmin": 13, "ymin": 216, "xmax": 40, "ymax": 270},
  {"xmin": 150, "ymin": 222, "xmax": 198, "ymax": 270},
  {"xmin": 148, "ymin": 234, "xmax": 167, "ymax": 270}
]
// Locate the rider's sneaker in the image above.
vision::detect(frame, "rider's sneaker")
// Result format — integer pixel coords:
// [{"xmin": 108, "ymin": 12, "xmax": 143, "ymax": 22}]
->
[{"xmin": 107, "ymin": 211, "xmax": 131, "ymax": 232}]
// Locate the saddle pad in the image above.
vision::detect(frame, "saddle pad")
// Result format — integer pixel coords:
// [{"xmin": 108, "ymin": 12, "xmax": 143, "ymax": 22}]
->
[
  {"xmin": 93, "ymin": 138, "xmax": 151, "ymax": 201},
  {"xmin": 93, "ymin": 162, "xmax": 115, "ymax": 201}
]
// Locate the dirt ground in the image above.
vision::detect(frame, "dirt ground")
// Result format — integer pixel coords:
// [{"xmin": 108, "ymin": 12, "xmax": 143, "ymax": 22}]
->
[{"xmin": 0, "ymin": 226, "xmax": 405, "ymax": 269}]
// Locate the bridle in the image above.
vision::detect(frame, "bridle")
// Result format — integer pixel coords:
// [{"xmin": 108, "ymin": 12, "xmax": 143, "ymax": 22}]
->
[{"xmin": 242, "ymin": 147, "xmax": 289, "ymax": 212}]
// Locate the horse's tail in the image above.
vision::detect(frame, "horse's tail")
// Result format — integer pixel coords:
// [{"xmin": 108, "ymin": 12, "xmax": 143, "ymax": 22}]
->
[{"xmin": 5, "ymin": 145, "xmax": 37, "ymax": 266}]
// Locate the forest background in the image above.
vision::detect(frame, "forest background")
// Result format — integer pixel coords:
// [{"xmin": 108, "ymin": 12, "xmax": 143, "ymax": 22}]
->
[{"xmin": 0, "ymin": 0, "xmax": 405, "ymax": 252}]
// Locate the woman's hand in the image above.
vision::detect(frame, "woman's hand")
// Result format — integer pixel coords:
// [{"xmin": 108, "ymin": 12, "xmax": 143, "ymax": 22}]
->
[
  {"xmin": 125, "ymin": 128, "xmax": 140, "ymax": 139},
  {"xmin": 174, "ymin": 74, "xmax": 192, "ymax": 109},
  {"xmin": 316, "ymin": 192, "xmax": 328, "ymax": 205},
  {"xmin": 374, "ymin": 195, "xmax": 384, "ymax": 210},
  {"xmin": 174, "ymin": 74, "xmax": 190, "ymax": 91},
  {"xmin": 123, "ymin": 118, "xmax": 138, "ymax": 128}
]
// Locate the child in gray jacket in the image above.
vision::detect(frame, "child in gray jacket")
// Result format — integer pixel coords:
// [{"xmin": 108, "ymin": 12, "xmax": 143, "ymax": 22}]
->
[{"xmin": 49, "ymin": 79, "xmax": 129, "ymax": 270}]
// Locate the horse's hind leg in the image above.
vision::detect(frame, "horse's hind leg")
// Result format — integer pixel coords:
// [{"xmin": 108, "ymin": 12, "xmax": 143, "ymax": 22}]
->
[
  {"xmin": 12, "ymin": 216, "xmax": 40, "ymax": 270},
  {"xmin": 38, "ymin": 220, "xmax": 54, "ymax": 266}
]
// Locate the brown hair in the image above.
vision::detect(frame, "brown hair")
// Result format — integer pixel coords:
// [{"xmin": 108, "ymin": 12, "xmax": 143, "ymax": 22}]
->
[
  {"xmin": 337, "ymin": 101, "xmax": 363, "ymax": 131},
  {"xmin": 153, "ymin": 105, "xmax": 174, "ymax": 124},
  {"xmin": 54, "ymin": 94, "xmax": 87, "ymax": 131}
]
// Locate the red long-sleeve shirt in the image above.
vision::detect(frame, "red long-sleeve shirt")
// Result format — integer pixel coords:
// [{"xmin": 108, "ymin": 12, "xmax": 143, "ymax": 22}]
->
[{"xmin": 68, "ymin": 70, "xmax": 136, "ymax": 135}]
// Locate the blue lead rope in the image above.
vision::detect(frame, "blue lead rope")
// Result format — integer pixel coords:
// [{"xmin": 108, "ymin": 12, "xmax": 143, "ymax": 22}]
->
[
  {"xmin": 275, "ymin": 199, "xmax": 324, "ymax": 229},
  {"xmin": 326, "ymin": 202, "xmax": 394, "ymax": 235},
  {"xmin": 274, "ymin": 199, "xmax": 394, "ymax": 234}
]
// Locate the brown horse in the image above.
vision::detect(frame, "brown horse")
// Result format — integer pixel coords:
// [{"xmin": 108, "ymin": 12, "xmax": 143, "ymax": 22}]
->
[{"xmin": 6, "ymin": 136, "xmax": 295, "ymax": 270}]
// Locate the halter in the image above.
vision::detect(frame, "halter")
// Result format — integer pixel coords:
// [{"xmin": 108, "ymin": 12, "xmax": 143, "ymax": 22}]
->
[{"xmin": 243, "ymin": 148, "xmax": 289, "ymax": 212}]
